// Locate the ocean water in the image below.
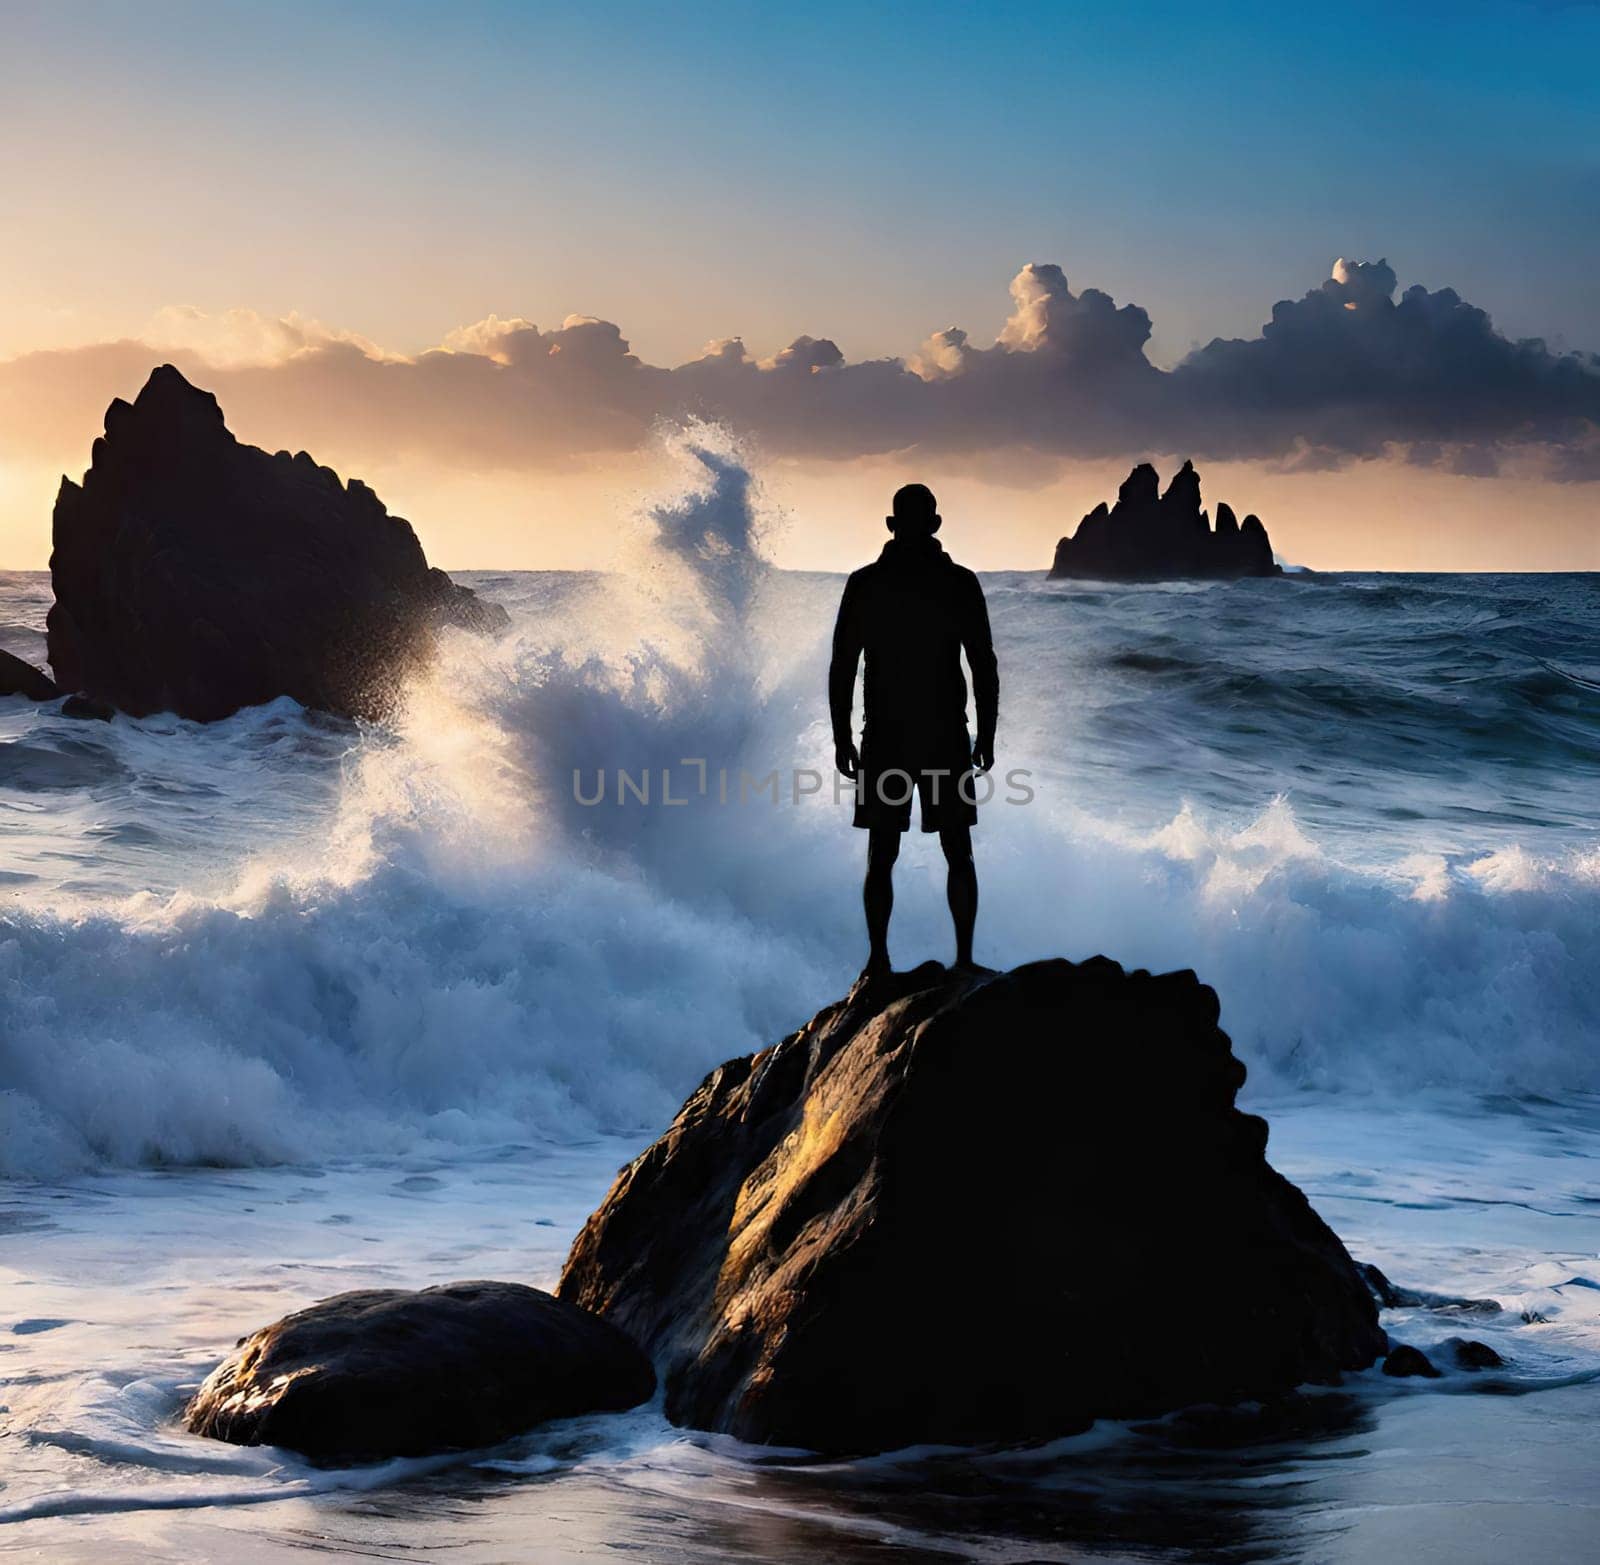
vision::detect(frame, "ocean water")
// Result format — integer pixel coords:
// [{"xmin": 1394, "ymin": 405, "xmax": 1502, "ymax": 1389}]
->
[{"xmin": 2, "ymin": 433, "xmax": 1598, "ymax": 1561}]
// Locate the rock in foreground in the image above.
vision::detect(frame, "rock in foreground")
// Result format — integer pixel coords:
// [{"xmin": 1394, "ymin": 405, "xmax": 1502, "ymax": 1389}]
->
[
  {"xmin": 48, "ymin": 365, "xmax": 507, "ymax": 721},
  {"xmin": 560, "ymin": 959, "xmax": 1383, "ymax": 1454},
  {"xmin": 1050, "ymin": 460, "xmax": 1282, "ymax": 581},
  {"xmin": 185, "ymin": 1281, "xmax": 655, "ymax": 1463}
]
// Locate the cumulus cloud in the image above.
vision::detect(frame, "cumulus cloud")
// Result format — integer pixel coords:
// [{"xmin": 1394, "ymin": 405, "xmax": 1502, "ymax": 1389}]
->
[
  {"xmin": 994, "ymin": 262, "xmax": 1155, "ymax": 365},
  {"xmin": 1168, "ymin": 257, "xmax": 1600, "ymax": 469},
  {"xmin": 437, "ymin": 314, "xmax": 539, "ymax": 363},
  {"xmin": 143, "ymin": 305, "xmax": 393, "ymax": 369},
  {"xmin": 3, "ymin": 259, "xmax": 1597, "ymax": 482},
  {"xmin": 909, "ymin": 326, "xmax": 968, "ymax": 382}
]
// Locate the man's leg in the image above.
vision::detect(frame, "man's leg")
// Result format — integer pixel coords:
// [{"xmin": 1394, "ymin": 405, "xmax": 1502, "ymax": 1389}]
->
[
  {"xmin": 939, "ymin": 823, "xmax": 977, "ymax": 968},
  {"xmin": 864, "ymin": 824, "xmax": 901, "ymax": 976}
]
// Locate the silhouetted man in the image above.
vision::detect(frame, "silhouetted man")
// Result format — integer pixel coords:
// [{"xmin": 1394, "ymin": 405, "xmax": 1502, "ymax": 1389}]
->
[{"xmin": 830, "ymin": 484, "xmax": 999, "ymax": 977}]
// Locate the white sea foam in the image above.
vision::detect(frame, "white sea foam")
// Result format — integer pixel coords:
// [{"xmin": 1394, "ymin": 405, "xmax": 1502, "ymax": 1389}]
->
[{"xmin": 2, "ymin": 428, "xmax": 1599, "ymax": 1178}]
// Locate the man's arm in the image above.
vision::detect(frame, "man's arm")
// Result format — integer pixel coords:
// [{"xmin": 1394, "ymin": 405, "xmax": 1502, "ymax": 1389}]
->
[
  {"xmin": 828, "ymin": 575, "xmax": 864, "ymax": 775},
  {"xmin": 962, "ymin": 571, "xmax": 999, "ymax": 769}
]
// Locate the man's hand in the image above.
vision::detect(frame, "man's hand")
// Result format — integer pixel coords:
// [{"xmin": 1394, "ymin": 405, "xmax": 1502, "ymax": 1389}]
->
[
  {"xmin": 971, "ymin": 737, "xmax": 994, "ymax": 774},
  {"xmin": 835, "ymin": 738, "xmax": 860, "ymax": 779}
]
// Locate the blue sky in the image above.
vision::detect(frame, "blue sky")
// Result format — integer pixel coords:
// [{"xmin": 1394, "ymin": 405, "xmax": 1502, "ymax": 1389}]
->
[
  {"xmin": 5, "ymin": 0, "xmax": 1596, "ymax": 364},
  {"xmin": 1, "ymin": 0, "xmax": 1596, "ymax": 570}
]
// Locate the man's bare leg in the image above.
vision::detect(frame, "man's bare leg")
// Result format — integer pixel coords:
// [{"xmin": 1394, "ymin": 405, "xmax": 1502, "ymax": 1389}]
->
[
  {"xmin": 940, "ymin": 823, "xmax": 978, "ymax": 968},
  {"xmin": 864, "ymin": 825, "xmax": 901, "ymax": 976}
]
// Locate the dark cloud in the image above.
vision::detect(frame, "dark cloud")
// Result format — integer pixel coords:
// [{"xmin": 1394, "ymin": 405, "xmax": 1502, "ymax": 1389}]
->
[
  {"xmin": 3, "ymin": 259, "xmax": 1597, "ymax": 481},
  {"xmin": 1168, "ymin": 258, "xmax": 1600, "ymax": 471}
]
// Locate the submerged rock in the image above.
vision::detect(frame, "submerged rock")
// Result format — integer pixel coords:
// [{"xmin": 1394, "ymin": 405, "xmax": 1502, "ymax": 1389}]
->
[
  {"xmin": 0, "ymin": 648, "xmax": 58, "ymax": 701},
  {"xmin": 184, "ymin": 1281, "xmax": 655, "ymax": 1463},
  {"xmin": 1448, "ymin": 1338, "xmax": 1505, "ymax": 1370},
  {"xmin": 1360, "ymin": 1262, "xmax": 1410, "ymax": 1308},
  {"xmin": 559, "ymin": 958, "xmax": 1384, "ymax": 1454},
  {"xmin": 1049, "ymin": 460, "xmax": 1282, "ymax": 581},
  {"xmin": 1360, "ymin": 1262, "xmax": 1503, "ymax": 1315},
  {"xmin": 47, "ymin": 365, "xmax": 507, "ymax": 722},
  {"xmin": 1382, "ymin": 1344, "xmax": 1442, "ymax": 1378},
  {"xmin": 60, "ymin": 693, "xmax": 114, "ymax": 722}
]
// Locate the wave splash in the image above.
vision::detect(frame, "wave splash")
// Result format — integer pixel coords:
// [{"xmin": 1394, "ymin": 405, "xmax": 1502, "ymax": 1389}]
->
[{"xmin": 2, "ymin": 426, "xmax": 1599, "ymax": 1176}]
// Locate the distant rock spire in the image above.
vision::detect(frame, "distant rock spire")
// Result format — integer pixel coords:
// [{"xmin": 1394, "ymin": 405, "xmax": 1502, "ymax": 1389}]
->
[{"xmin": 1049, "ymin": 460, "xmax": 1283, "ymax": 582}]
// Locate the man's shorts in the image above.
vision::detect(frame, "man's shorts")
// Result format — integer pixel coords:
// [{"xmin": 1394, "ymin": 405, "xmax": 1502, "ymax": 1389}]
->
[{"xmin": 853, "ymin": 738, "xmax": 980, "ymax": 833}]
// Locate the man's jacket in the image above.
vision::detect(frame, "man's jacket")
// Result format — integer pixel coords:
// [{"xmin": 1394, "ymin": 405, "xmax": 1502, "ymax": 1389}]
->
[{"xmin": 828, "ymin": 535, "xmax": 998, "ymax": 760}]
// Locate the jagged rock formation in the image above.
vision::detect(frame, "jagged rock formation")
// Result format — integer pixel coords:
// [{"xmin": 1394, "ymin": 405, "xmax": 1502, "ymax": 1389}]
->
[
  {"xmin": 184, "ymin": 1281, "xmax": 654, "ymax": 1463},
  {"xmin": 0, "ymin": 648, "xmax": 58, "ymax": 701},
  {"xmin": 1050, "ymin": 460, "xmax": 1282, "ymax": 581},
  {"xmin": 47, "ymin": 365, "xmax": 507, "ymax": 722},
  {"xmin": 559, "ymin": 959, "xmax": 1384, "ymax": 1455}
]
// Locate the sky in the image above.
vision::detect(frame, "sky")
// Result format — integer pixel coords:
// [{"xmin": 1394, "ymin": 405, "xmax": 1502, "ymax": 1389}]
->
[{"xmin": 1, "ymin": 0, "xmax": 1597, "ymax": 570}]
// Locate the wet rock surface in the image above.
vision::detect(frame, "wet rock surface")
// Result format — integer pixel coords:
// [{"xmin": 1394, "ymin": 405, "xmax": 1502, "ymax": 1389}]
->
[
  {"xmin": 185, "ymin": 1281, "xmax": 655, "ymax": 1463},
  {"xmin": 1382, "ymin": 1344, "xmax": 1443, "ymax": 1378},
  {"xmin": 560, "ymin": 958, "xmax": 1384, "ymax": 1454},
  {"xmin": 0, "ymin": 648, "xmax": 59, "ymax": 701}
]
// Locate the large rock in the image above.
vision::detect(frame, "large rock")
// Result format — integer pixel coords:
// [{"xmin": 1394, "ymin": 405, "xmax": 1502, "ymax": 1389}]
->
[
  {"xmin": 1050, "ymin": 460, "xmax": 1282, "ymax": 581},
  {"xmin": 184, "ymin": 1281, "xmax": 655, "ymax": 1463},
  {"xmin": 47, "ymin": 365, "xmax": 507, "ymax": 721},
  {"xmin": 0, "ymin": 647, "xmax": 58, "ymax": 701},
  {"xmin": 559, "ymin": 959, "xmax": 1383, "ymax": 1455}
]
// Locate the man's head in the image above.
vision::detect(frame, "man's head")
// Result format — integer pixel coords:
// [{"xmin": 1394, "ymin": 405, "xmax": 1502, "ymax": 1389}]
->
[{"xmin": 887, "ymin": 483, "xmax": 941, "ymax": 538}]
